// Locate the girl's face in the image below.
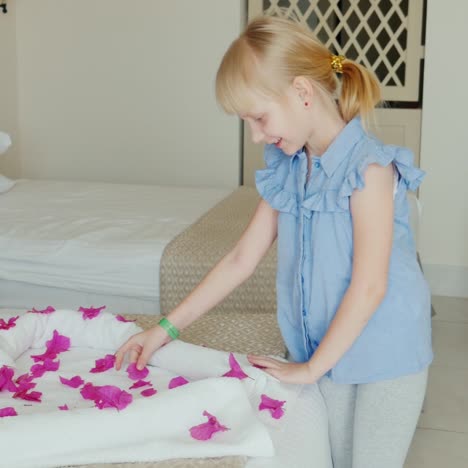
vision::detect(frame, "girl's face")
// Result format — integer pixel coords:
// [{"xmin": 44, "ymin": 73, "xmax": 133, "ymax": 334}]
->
[{"xmin": 240, "ymin": 87, "xmax": 311, "ymax": 156}]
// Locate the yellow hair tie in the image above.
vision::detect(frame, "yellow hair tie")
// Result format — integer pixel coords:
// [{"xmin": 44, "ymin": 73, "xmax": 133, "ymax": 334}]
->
[{"xmin": 330, "ymin": 54, "xmax": 345, "ymax": 74}]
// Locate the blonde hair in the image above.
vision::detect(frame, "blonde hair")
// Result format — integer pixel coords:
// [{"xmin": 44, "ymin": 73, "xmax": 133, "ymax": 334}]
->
[{"xmin": 216, "ymin": 15, "xmax": 381, "ymax": 124}]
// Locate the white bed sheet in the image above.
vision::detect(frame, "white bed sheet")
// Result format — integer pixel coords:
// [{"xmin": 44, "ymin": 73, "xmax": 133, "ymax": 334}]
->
[
  {"xmin": 0, "ymin": 180, "xmax": 232, "ymax": 307},
  {"xmin": 0, "ymin": 280, "xmax": 159, "ymax": 314}
]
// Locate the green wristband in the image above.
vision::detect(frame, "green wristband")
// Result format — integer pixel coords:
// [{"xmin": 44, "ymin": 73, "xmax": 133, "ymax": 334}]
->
[{"xmin": 158, "ymin": 317, "xmax": 180, "ymax": 340}]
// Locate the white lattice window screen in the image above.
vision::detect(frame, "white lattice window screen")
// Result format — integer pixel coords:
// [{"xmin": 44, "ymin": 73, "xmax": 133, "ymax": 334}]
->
[{"xmin": 248, "ymin": 0, "xmax": 425, "ymax": 102}]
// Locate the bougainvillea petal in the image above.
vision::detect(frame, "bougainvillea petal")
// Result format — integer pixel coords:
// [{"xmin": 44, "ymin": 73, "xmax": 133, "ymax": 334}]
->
[
  {"xmin": 94, "ymin": 385, "xmax": 133, "ymax": 411},
  {"xmin": 0, "ymin": 366, "xmax": 17, "ymax": 392},
  {"xmin": 58, "ymin": 404, "xmax": 69, "ymax": 411},
  {"xmin": 30, "ymin": 364, "xmax": 46, "ymax": 379},
  {"xmin": 0, "ymin": 407, "xmax": 17, "ymax": 417},
  {"xmin": 126, "ymin": 362, "xmax": 149, "ymax": 381},
  {"xmin": 30, "ymin": 359, "xmax": 60, "ymax": 378},
  {"xmin": 30, "ymin": 350, "xmax": 56, "ymax": 363},
  {"xmin": 31, "ymin": 331, "xmax": 69, "ymax": 362},
  {"xmin": 141, "ymin": 388, "xmax": 157, "ymax": 397},
  {"xmin": 115, "ymin": 315, "xmax": 136, "ymax": 323},
  {"xmin": 253, "ymin": 364, "xmax": 267, "ymax": 370},
  {"xmin": 90, "ymin": 354, "xmax": 116, "ymax": 373},
  {"xmin": 0, "ymin": 316, "xmax": 19, "ymax": 330},
  {"xmin": 79, "ymin": 305, "xmax": 106, "ymax": 320},
  {"xmin": 15, "ymin": 374, "xmax": 35, "ymax": 392},
  {"xmin": 168, "ymin": 376, "xmax": 189, "ymax": 389},
  {"xmin": 27, "ymin": 306, "xmax": 56, "ymax": 314},
  {"xmin": 80, "ymin": 383, "xmax": 132, "ymax": 411},
  {"xmin": 59, "ymin": 375, "xmax": 84, "ymax": 388},
  {"xmin": 13, "ymin": 389, "xmax": 42, "ymax": 402},
  {"xmin": 189, "ymin": 410, "xmax": 229, "ymax": 441},
  {"xmin": 46, "ymin": 330, "xmax": 71, "ymax": 354},
  {"xmin": 258, "ymin": 394, "xmax": 286, "ymax": 420},
  {"xmin": 222, "ymin": 353, "xmax": 249, "ymax": 380},
  {"xmin": 129, "ymin": 379, "xmax": 151, "ymax": 390},
  {"xmin": 80, "ymin": 383, "xmax": 99, "ymax": 401}
]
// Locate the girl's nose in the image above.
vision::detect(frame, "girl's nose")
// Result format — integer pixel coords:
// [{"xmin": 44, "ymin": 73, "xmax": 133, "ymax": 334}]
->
[{"xmin": 249, "ymin": 124, "xmax": 264, "ymax": 144}]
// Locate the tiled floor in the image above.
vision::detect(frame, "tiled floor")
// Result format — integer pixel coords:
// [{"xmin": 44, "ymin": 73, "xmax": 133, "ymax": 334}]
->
[{"xmin": 404, "ymin": 296, "xmax": 468, "ymax": 467}]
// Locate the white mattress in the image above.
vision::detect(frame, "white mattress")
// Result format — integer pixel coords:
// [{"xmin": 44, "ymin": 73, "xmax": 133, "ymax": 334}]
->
[{"xmin": 0, "ymin": 180, "xmax": 232, "ymax": 308}]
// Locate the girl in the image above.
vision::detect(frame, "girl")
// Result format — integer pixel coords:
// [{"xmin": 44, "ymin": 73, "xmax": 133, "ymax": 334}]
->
[{"xmin": 116, "ymin": 16, "xmax": 432, "ymax": 467}]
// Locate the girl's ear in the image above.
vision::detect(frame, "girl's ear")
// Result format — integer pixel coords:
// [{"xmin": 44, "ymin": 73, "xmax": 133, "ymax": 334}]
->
[{"xmin": 292, "ymin": 76, "xmax": 314, "ymax": 105}]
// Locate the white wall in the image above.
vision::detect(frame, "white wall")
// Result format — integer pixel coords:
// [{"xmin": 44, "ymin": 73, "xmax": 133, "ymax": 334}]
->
[
  {"xmin": 0, "ymin": 0, "xmax": 20, "ymax": 177},
  {"xmin": 419, "ymin": 0, "xmax": 468, "ymax": 297},
  {"xmin": 13, "ymin": 0, "xmax": 242, "ymax": 187}
]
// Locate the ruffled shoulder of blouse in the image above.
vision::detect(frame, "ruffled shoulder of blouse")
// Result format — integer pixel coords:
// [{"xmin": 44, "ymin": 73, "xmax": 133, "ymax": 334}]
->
[
  {"xmin": 255, "ymin": 144, "xmax": 298, "ymax": 215},
  {"xmin": 335, "ymin": 139, "xmax": 425, "ymax": 210}
]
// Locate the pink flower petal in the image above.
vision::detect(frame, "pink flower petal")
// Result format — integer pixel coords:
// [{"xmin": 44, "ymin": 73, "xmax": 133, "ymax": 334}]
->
[
  {"xmin": 126, "ymin": 362, "xmax": 149, "ymax": 381},
  {"xmin": 31, "ymin": 330, "xmax": 70, "ymax": 362},
  {"xmin": 141, "ymin": 388, "xmax": 157, "ymax": 397},
  {"xmin": 258, "ymin": 394, "xmax": 286, "ymax": 419},
  {"xmin": 58, "ymin": 404, "xmax": 69, "ymax": 411},
  {"xmin": 0, "ymin": 316, "xmax": 19, "ymax": 330},
  {"xmin": 90, "ymin": 354, "xmax": 116, "ymax": 373},
  {"xmin": 0, "ymin": 407, "xmax": 17, "ymax": 417},
  {"xmin": 95, "ymin": 385, "xmax": 133, "ymax": 411},
  {"xmin": 0, "ymin": 366, "xmax": 17, "ymax": 392},
  {"xmin": 222, "ymin": 353, "xmax": 249, "ymax": 380},
  {"xmin": 27, "ymin": 306, "xmax": 56, "ymax": 314},
  {"xmin": 59, "ymin": 375, "xmax": 84, "ymax": 388},
  {"xmin": 30, "ymin": 359, "xmax": 60, "ymax": 378},
  {"xmin": 13, "ymin": 389, "xmax": 42, "ymax": 402},
  {"xmin": 80, "ymin": 382, "xmax": 99, "ymax": 401},
  {"xmin": 15, "ymin": 374, "xmax": 36, "ymax": 392},
  {"xmin": 79, "ymin": 305, "xmax": 106, "ymax": 320},
  {"xmin": 80, "ymin": 383, "xmax": 133, "ymax": 411},
  {"xmin": 116, "ymin": 315, "xmax": 136, "ymax": 323},
  {"xmin": 189, "ymin": 411, "xmax": 229, "ymax": 441},
  {"xmin": 168, "ymin": 376, "xmax": 189, "ymax": 389},
  {"xmin": 129, "ymin": 379, "xmax": 151, "ymax": 390},
  {"xmin": 45, "ymin": 330, "xmax": 70, "ymax": 355},
  {"xmin": 253, "ymin": 364, "xmax": 267, "ymax": 370},
  {"xmin": 30, "ymin": 349, "xmax": 57, "ymax": 363}
]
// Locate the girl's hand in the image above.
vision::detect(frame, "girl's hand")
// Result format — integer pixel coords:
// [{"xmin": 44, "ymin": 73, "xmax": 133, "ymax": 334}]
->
[
  {"xmin": 114, "ymin": 326, "xmax": 171, "ymax": 371},
  {"xmin": 247, "ymin": 355, "xmax": 317, "ymax": 385}
]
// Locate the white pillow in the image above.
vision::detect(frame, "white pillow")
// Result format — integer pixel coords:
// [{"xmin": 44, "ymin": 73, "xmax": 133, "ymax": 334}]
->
[
  {"xmin": 0, "ymin": 131, "xmax": 11, "ymax": 154},
  {"xmin": 0, "ymin": 174, "xmax": 16, "ymax": 193},
  {"xmin": 0, "ymin": 131, "xmax": 16, "ymax": 193}
]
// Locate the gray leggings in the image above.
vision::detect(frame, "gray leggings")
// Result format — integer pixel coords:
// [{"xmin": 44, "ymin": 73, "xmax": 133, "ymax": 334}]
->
[{"xmin": 317, "ymin": 369, "xmax": 429, "ymax": 468}]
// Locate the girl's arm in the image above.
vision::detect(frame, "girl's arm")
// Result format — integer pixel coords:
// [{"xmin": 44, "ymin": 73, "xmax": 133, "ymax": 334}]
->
[
  {"xmin": 248, "ymin": 162, "xmax": 394, "ymax": 383},
  {"xmin": 115, "ymin": 199, "xmax": 278, "ymax": 370},
  {"xmin": 166, "ymin": 199, "xmax": 278, "ymax": 330}
]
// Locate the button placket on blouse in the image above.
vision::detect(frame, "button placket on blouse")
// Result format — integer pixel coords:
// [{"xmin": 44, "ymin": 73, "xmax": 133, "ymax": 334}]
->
[
  {"xmin": 297, "ymin": 154, "xmax": 312, "ymax": 357},
  {"xmin": 302, "ymin": 157, "xmax": 321, "ymax": 354}
]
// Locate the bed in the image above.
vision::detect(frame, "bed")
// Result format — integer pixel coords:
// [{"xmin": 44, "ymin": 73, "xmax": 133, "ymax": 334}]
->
[{"xmin": 0, "ymin": 179, "xmax": 233, "ymax": 314}]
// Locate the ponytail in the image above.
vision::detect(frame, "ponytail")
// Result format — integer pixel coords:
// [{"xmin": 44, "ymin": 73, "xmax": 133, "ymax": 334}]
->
[{"xmin": 338, "ymin": 59, "xmax": 381, "ymax": 124}]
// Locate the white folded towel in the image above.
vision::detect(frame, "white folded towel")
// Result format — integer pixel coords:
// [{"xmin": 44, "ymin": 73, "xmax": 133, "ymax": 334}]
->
[{"xmin": 0, "ymin": 309, "xmax": 301, "ymax": 468}]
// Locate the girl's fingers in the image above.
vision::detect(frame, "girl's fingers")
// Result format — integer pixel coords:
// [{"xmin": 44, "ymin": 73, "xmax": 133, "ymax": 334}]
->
[
  {"xmin": 128, "ymin": 344, "xmax": 142, "ymax": 364},
  {"xmin": 248, "ymin": 355, "xmax": 282, "ymax": 369},
  {"xmin": 114, "ymin": 342, "xmax": 132, "ymax": 370}
]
